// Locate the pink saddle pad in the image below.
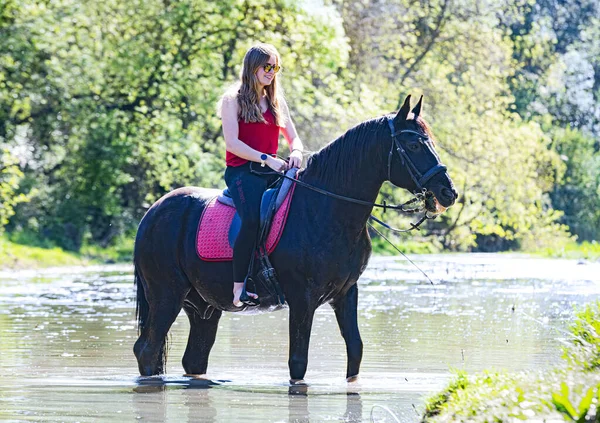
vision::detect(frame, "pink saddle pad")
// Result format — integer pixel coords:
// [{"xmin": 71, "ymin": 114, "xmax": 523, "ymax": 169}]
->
[{"xmin": 196, "ymin": 185, "xmax": 296, "ymax": 261}]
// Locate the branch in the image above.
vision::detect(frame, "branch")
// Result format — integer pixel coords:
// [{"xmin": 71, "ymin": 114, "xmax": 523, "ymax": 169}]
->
[
  {"xmin": 396, "ymin": 0, "xmax": 451, "ymax": 108},
  {"xmin": 438, "ymin": 144, "xmax": 479, "ymax": 165}
]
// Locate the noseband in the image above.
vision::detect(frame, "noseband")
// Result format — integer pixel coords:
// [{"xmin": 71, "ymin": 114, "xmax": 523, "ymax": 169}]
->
[{"xmin": 386, "ymin": 116, "xmax": 447, "ymax": 192}]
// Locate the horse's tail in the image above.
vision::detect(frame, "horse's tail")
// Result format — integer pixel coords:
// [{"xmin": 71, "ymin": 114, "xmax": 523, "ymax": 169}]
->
[
  {"xmin": 134, "ymin": 266, "xmax": 149, "ymax": 336},
  {"xmin": 134, "ymin": 262, "xmax": 170, "ymax": 374}
]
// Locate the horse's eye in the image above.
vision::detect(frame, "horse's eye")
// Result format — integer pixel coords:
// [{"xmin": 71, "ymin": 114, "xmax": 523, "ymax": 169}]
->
[{"xmin": 407, "ymin": 142, "xmax": 421, "ymax": 152}]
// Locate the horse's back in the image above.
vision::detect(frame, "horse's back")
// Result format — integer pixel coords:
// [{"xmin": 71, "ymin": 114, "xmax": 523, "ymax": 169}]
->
[{"xmin": 134, "ymin": 186, "xmax": 217, "ymax": 266}]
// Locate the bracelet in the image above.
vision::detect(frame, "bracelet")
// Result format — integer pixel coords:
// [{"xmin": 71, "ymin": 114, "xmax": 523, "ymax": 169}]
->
[{"xmin": 292, "ymin": 148, "xmax": 303, "ymax": 154}]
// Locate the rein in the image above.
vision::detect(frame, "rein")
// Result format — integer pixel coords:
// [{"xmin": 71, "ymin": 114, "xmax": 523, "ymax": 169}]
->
[{"xmin": 251, "ymin": 116, "xmax": 448, "ymax": 232}]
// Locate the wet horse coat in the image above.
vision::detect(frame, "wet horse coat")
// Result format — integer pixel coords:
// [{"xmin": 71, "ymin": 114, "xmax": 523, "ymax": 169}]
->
[{"xmin": 133, "ymin": 96, "xmax": 458, "ymax": 381}]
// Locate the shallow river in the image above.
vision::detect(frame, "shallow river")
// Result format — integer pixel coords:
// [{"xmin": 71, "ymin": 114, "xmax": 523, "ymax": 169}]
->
[{"xmin": 1, "ymin": 254, "xmax": 599, "ymax": 422}]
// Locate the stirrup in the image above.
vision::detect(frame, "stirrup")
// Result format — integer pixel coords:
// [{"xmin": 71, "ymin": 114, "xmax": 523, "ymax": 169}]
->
[{"xmin": 240, "ymin": 276, "xmax": 260, "ymax": 306}]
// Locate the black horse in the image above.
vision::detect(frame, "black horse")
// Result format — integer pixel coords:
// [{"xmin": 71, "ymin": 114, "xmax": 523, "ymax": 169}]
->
[{"xmin": 133, "ymin": 95, "xmax": 457, "ymax": 382}]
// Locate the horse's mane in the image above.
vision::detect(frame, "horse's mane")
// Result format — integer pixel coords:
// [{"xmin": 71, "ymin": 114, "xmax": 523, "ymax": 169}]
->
[
  {"xmin": 300, "ymin": 114, "xmax": 436, "ymax": 189},
  {"xmin": 301, "ymin": 116, "xmax": 388, "ymax": 188}
]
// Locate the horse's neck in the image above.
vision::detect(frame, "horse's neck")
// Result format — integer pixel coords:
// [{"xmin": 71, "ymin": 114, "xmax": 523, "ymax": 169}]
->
[{"xmin": 301, "ymin": 133, "xmax": 386, "ymax": 230}]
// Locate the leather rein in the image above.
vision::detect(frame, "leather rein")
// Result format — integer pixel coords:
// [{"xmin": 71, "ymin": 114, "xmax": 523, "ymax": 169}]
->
[{"xmin": 253, "ymin": 116, "xmax": 449, "ymax": 232}]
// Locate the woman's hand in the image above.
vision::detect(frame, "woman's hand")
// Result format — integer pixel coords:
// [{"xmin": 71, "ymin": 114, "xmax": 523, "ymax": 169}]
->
[
  {"xmin": 266, "ymin": 156, "xmax": 288, "ymax": 173},
  {"xmin": 288, "ymin": 150, "xmax": 303, "ymax": 169}
]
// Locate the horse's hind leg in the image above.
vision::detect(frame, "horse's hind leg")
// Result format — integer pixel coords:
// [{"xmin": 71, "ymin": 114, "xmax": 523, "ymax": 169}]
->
[
  {"xmin": 331, "ymin": 283, "xmax": 363, "ymax": 381},
  {"xmin": 181, "ymin": 288, "xmax": 222, "ymax": 376},
  {"xmin": 134, "ymin": 269, "xmax": 190, "ymax": 376}
]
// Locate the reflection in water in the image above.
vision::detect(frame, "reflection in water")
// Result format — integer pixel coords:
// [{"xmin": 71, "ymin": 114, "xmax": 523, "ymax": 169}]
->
[
  {"xmin": 288, "ymin": 387, "xmax": 309, "ymax": 423},
  {"xmin": 132, "ymin": 377, "xmax": 219, "ymax": 423},
  {"xmin": 1, "ymin": 255, "xmax": 599, "ymax": 422},
  {"xmin": 344, "ymin": 393, "xmax": 363, "ymax": 423},
  {"xmin": 183, "ymin": 388, "xmax": 217, "ymax": 423},
  {"xmin": 132, "ymin": 384, "xmax": 167, "ymax": 422},
  {"xmin": 288, "ymin": 385, "xmax": 364, "ymax": 423},
  {"xmin": 127, "ymin": 380, "xmax": 362, "ymax": 423}
]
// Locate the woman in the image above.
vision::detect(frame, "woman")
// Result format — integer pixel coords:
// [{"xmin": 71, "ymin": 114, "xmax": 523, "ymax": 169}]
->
[{"xmin": 219, "ymin": 43, "xmax": 304, "ymax": 307}]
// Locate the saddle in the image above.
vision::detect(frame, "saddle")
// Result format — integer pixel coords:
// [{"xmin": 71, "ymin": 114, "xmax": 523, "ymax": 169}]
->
[{"xmin": 196, "ymin": 168, "xmax": 298, "ymax": 306}]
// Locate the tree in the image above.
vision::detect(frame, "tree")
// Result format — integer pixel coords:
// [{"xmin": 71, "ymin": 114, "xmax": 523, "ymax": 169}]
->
[{"xmin": 3, "ymin": 0, "xmax": 357, "ymax": 250}]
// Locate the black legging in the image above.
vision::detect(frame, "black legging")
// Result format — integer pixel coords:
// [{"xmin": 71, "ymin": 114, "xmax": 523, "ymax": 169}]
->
[{"xmin": 224, "ymin": 162, "xmax": 279, "ymax": 281}]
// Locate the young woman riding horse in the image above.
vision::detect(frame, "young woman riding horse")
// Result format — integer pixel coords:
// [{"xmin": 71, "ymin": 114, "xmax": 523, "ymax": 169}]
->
[
  {"xmin": 219, "ymin": 43, "xmax": 304, "ymax": 307},
  {"xmin": 133, "ymin": 88, "xmax": 458, "ymax": 381}
]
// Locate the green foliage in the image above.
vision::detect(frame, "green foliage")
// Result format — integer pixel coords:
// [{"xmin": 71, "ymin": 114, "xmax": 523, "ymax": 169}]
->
[
  {"xmin": 370, "ymin": 233, "xmax": 439, "ymax": 255},
  {"xmin": 422, "ymin": 302, "xmax": 600, "ymax": 422},
  {"xmin": 0, "ymin": 148, "xmax": 28, "ymax": 233},
  {"xmin": 536, "ymin": 241, "xmax": 600, "ymax": 260},
  {"xmin": 2, "ymin": 0, "xmax": 354, "ymax": 251},
  {"xmin": 0, "ymin": 231, "xmax": 133, "ymax": 268},
  {"xmin": 1, "ymin": 0, "xmax": 599, "ymax": 254},
  {"xmin": 550, "ymin": 128, "xmax": 600, "ymax": 242},
  {"xmin": 331, "ymin": 0, "xmax": 577, "ymax": 251},
  {"xmin": 551, "ymin": 383, "xmax": 597, "ymax": 422},
  {"xmin": 80, "ymin": 235, "xmax": 134, "ymax": 263},
  {"xmin": 566, "ymin": 301, "xmax": 600, "ymax": 371},
  {"xmin": 422, "ymin": 371, "xmax": 470, "ymax": 418},
  {"xmin": 0, "ymin": 234, "xmax": 87, "ymax": 268}
]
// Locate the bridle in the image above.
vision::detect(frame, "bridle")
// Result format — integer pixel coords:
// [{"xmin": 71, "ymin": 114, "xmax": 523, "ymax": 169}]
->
[
  {"xmin": 251, "ymin": 116, "xmax": 450, "ymax": 232},
  {"xmin": 386, "ymin": 115, "xmax": 448, "ymax": 192}
]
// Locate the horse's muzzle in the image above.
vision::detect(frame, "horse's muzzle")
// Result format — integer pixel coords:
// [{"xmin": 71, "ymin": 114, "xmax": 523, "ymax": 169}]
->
[
  {"xmin": 428, "ymin": 187, "xmax": 458, "ymax": 216},
  {"xmin": 434, "ymin": 186, "xmax": 458, "ymax": 208}
]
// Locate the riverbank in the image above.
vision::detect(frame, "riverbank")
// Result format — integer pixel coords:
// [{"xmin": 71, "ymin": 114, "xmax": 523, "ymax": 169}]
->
[
  {"xmin": 0, "ymin": 235, "xmax": 133, "ymax": 269},
  {"xmin": 535, "ymin": 240, "xmax": 600, "ymax": 261},
  {"xmin": 422, "ymin": 302, "xmax": 600, "ymax": 422},
  {"xmin": 1, "ymin": 234, "xmax": 599, "ymax": 270}
]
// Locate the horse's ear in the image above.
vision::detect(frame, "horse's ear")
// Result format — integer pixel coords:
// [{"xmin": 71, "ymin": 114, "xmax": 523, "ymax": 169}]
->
[
  {"xmin": 395, "ymin": 95, "xmax": 412, "ymax": 122},
  {"xmin": 411, "ymin": 95, "xmax": 423, "ymax": 119}
]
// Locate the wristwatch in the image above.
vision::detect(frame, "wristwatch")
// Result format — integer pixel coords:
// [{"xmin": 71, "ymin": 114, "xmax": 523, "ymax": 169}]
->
[{"xmin": 260, "ymin": 153, "xmax": 268, "ymax": 167}]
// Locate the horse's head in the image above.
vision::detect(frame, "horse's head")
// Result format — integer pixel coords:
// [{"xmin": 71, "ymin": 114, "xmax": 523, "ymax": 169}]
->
[{"xmin": 387, "ymin": 95, "xmax": 457, "ymax": 214}]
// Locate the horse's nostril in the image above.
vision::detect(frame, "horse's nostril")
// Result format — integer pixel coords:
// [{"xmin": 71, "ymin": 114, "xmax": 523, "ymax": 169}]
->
[{"xmin": 441, "ymin": 188, "xmax": 457, "ymax": 201}]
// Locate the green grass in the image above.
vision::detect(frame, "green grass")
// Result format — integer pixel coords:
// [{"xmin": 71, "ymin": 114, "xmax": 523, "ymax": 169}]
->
[
  {"xmin": 371, "ymin": 236, "xmax": 440, "ymax": 255},
  {"xmin": 422, "ymin": 302, "xmax": 600, "ymax": 422},
  {"xmin": 0, "ymin": 233, "xmax": 133, "ymax": 269},
  {"xmin": 0, "ymin": 236, "xmax": 87, "ymax": 268},
  {"xmin": 534, "ymin": 241, "xmax": 600, "ymax": 260}
]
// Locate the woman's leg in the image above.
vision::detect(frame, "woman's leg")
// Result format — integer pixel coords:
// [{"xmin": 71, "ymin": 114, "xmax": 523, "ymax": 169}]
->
[{"xmin": 224, "ymin": 164, "xmax": 270, "ymax": 306}]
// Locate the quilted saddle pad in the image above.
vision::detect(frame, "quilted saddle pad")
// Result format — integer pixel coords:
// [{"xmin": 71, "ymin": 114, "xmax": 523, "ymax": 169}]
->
[{"xmin": 195, "ymin": 185, "xmax": 295, "ymax": 261}]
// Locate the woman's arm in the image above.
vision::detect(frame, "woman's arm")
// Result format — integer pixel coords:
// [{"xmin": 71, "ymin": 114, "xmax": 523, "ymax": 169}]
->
[
  {"xmin": 221, "ymin": 96, "xmax": 286, "ymax": 171},
  {"xmin": 279, "ymin": 97, "xmax": 304, "ymax": 169}
]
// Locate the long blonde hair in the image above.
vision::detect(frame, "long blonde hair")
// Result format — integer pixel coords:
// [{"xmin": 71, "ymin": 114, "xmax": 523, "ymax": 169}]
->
[{"xmin": 219, "ymin": 43, "xmax": 286, "ymax": 127}]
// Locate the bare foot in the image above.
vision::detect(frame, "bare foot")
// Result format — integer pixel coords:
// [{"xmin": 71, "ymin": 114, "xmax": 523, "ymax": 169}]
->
[{"xmin": 233, "ymin": 282, "xmax": 257, "ymax": 307}]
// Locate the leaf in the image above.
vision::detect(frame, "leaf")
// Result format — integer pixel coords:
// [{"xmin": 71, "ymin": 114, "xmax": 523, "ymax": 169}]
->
[
  {"xmin": 575, "ymin": 386, "xmax": 595, "ymax": 423},
  {"xmin": 551, "ymin": 383, "xmax": 577, "ymax": 420}
]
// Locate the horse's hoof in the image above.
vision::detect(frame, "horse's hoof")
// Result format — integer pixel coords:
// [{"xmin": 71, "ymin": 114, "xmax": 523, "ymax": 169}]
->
[
  {"xmin": 346, "ymin": 375, "xmax": 359, "ymax": 383},
  {"xmin": 184, "ymin": 373, "xmax": 207, "ymax": 379},
  {"xmin": 288, "ymin": 383, "xmax": 309, "ymax": 395}
]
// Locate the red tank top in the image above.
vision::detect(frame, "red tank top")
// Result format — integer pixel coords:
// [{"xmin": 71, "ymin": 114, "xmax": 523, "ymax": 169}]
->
[{"xmin": 226, "ymin": 108, "xmax": 281, "ymax": 167}]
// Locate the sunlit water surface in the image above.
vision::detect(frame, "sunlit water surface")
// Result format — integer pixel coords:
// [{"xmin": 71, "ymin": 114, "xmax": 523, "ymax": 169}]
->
[{"xmin": 1, "ymin": 254, "xmax": 599, "ymax": 422}]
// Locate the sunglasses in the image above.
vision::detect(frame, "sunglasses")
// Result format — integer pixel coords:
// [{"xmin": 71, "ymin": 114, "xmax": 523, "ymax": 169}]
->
[{"xmin": 262, "ymin": 63, "xmax": 281, "ymax": 74}]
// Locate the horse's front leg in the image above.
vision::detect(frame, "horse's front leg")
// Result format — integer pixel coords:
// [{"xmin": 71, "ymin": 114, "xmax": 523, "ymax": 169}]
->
[
  {"xmin": 331, "ymin": 283, "xmax": 363, "ymax": 381},
  {"xmin": 287, "ymin": 295, "xmax": 317, "ymax": 383}
]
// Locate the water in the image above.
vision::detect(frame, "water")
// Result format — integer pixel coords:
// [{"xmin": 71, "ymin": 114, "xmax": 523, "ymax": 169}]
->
[{"xmin": 0, "ymin": 254, "xmax": 598, "ymax": 422}]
